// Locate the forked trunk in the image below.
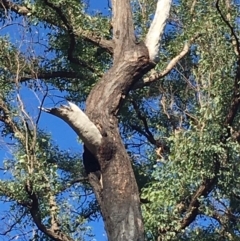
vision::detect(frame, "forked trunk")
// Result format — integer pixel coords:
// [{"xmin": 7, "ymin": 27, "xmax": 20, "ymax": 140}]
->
[
  {"xmin": 85, "ymin": 43, "xmax": 151, "ymax": 241},
  {"xmin": 42, "ymin": 0, "xmax": 171, "ymax": 238}
]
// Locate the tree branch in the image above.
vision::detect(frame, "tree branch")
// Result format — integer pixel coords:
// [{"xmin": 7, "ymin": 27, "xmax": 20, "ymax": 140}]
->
[
  {"xmin": 0, "ymin": 98, "xmax": 25, "ymax": 142},
  {"xmin": 41, "ymin": 102, "xmax": 102, "ymax": 153},
  {"xmin": 111, "ymin": 0, "xmax": 136, "ymax": 58},
  {"xmin": 133, "ymin": 34, "xmax": 201, "ymax": 90},
  {"xmin": 225, "ymin": 61, "xmax": 240, "ymax": 127},
  {"xmin": 145, "ymin": 0, "xmax": 172, "ymax": 62},
  {"xmin": 26, "ymin": 183, "xmax": 74, "ymax": 241},
  {"xmin": 180, "ymin": 170, "xmax": 219, "ymax": 229},
  {"xmin": 130, "ymin": 100, "xmax": 158, "ymax": 146},
  {"xmin": 0, "ymin": 0, "xmax": 113, "ymax": 53},
  {"xmin": 0, "ymin": 210, "xmax": 26, "ymax": 236},
  {"xmin": 19, "ymin": 70, "xmax": 80, "ymax": 82},
  {"xmin": 77, "ymin": 30, "xmax": 114, "ymax": 54},
  {"xmin": 215, "ymin": 1, "xmax": 240, "ymax": 127},
  {"xmin": 58, "ymin": 177, "xmax": 88, "ymax": 193},
  {"xmin": 0, "ymin": 0, "xmax": 30, "ymax": 15},
  {"xmin": 43, "ymin": 0, "xmax": 96, "ymax": 72},
  {"xmin": 216, "ymin": 0, "xmax": 240, "ymax": 57},
  {"xmin": 159, "ymin": 157, "xmax": 220, "ymax": 236}
]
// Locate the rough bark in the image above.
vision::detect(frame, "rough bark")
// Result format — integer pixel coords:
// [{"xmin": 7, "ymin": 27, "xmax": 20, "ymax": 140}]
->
[
  {"xmin": 82, "ymin": 3, "xmax": 171, "ymax": 238},
  {"xmin": 42, "ymin": 46, "xmax": 151, "ymax": 240},
  {"xmin": 84, "ymin": 4, "xmax": 151, "ymax": 239},
  {"xmin": 41, "ymin": 0, "xmax": 172, "ymax": 240},
  {"xmin": 85, "ymin": 42, "xmax": 152, "ymax": 240}
]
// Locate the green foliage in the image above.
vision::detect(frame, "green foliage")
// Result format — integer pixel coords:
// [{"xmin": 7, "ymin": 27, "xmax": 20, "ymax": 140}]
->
[
  {"xmin": 0, "ymin": 0, "xmax": 240, "ymax": 240},
  {"xmin": 139, "ymin": 0, "xmax": 240, "ymax": 240}
]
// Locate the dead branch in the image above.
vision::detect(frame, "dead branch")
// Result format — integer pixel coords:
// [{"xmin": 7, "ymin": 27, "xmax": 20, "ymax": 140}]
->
[{"xmin": 41, "ymin": 102, "xmax": 102, "ymax": 153}]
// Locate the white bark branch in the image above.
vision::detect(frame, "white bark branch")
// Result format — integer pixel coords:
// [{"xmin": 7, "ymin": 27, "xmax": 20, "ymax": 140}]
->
[
  {"xmin": 40, "ymin": 102, "xmax": 102, "ymax": 153},
  {"xmin": 132, "ymin": 34, "xmax": 200, "ymax": 90},
  {"xmin": 145, "ymin": 0, "xmax": 172, "ymax": 62}
]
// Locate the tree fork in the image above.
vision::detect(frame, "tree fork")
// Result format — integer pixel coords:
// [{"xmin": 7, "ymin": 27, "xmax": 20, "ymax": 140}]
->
[
  {"xmin": 41, "ymin": 0, "xmax": 172, "ymax": 239},
  {"xmin": 41, "ymin": 42, "xmax": 153, "ymax": 241},
  {"xmin": 85, "ymin": 42, "xmax": 152, "ymax": 241}
]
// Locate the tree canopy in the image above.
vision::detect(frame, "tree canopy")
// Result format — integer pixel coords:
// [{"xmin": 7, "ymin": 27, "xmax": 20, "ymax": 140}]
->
[{"xmin": 0, "ymin": 0, "xmax": 240, "ymax": 241}]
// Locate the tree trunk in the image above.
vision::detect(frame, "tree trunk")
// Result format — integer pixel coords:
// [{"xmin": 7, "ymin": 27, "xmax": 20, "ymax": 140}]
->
[
  {"xmin": 85, "ymin": 42, "xmax": 152, "ymax": 241},
  {"xmin": 41, "ymin": 0, "xmax": 171, "ymax": 239}
]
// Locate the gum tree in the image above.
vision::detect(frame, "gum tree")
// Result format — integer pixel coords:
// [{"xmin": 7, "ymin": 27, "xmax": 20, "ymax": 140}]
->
[
  {"xmin": 0, "ymin": 0, "xmax": 240, "ymax": 241},
  {"xmin": 40, "ymin": 1, "xmax": 172, "ymax": 240}
]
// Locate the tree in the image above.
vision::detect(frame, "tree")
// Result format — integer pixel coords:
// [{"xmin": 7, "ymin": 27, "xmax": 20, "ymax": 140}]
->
[{"xmin": 0, "ymin": 0, "xmax": 240, "ymax": 241}]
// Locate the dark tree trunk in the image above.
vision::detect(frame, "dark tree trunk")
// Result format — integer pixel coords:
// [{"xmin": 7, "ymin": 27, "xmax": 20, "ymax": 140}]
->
[
  {"xmin": 85, "ymin": 41, "xmax": 152, "ymax": 241},
  {"xmin": 83, "ymin": 0, "xmax": 159, "ymax": 239},
  {"xmin": 40, "ymin": 0, "xmax": 169, "ymax": 239}
]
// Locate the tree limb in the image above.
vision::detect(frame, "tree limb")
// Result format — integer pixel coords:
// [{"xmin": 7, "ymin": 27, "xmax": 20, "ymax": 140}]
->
[
  {"xmin": 145, "ymin": 0, "xmax": 172, "ymax": 62},
  {"xmin": 43, "ymin": 0, "xmax": 96, "ymax": 72},
  {"xmin": 216, "ymin": 0, "xmax": 240, "ymax": 57},
  {"xmin": 215, "ymin": 0, "xmax": 240, "ymax": 127},
  {"xmin": 0, "ymin": 0, "xmax": 113, "ymax": 53},
  {"xmin": 26, "ymin": 184, "xmax": 74, "ymax": 241},
  {"xmin": 19, "ymin": 70, "xmax": 80, "ymax": 82},
  {"xmin": 76, "ymin": 30, "xmax": 114, "ymax": 54},
  {"xmin": 180, "ymin": 170, "xmax": 219, "ymax": 229},
  {"xmin": 58, "ymin": 177, "xmax": 88, "ymax": 193},
  {"xmin": 133, "ymin": 34, "xmax": 201, "ymax": 90},
  {"xmin": 41, "ymin": 102, "xmax": 102, "ymax": 153},
  {"xmin": 111, "ymin": 0, "xmax": 136, "ymax": 59},
  {"xmin": 0, "ymin": 0, "xmax": 30, "ymax": 15},
  {"xmin": 130, "ymin": 100, "xmax": 158, "ymax": 146}
]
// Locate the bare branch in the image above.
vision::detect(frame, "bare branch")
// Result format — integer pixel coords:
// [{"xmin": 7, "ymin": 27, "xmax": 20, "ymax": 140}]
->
[
  {"xmin": 145, "ymin": 0, "xmax": 172, "ymax": 62},
  {"xmin": 41, "ymin": 102, "xmax": 102, "ymax": 153},
  {"xmin": 0, "ymin": 211, "xmax": 26, "ymax": 236},
  {"xmin": 0, "ymin": 0, "xmax": 30, "ymax": 15},
  {"xmin": 133, "ymin": 34, "xmax": 200, "ymax": 90}
]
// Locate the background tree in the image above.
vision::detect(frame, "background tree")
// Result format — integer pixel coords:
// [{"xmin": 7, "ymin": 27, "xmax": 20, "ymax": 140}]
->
[{"xmin": 0, "ymin": 0, "xmax": 240, "ymax": 241}]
